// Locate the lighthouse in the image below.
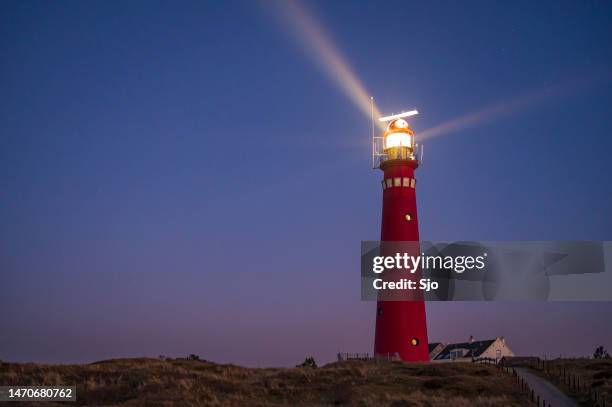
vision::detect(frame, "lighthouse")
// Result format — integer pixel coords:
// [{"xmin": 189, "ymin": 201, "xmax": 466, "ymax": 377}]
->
[{"xmin": 373, "ymin": 111, "xmax": 430, "ymax": 362}]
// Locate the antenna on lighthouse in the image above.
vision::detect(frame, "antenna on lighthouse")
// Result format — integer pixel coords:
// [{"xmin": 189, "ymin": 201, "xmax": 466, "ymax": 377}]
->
[
  {"xmin": 371, "ymin": 97, "xmax": 376, "ymax": 169},
  {"xmin": 371, "ymin": 97, "xmax": 388, "ymax": 169}
]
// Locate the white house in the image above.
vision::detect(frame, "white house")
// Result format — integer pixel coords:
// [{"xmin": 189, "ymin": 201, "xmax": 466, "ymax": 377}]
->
[{"xmin": 429, "ymin": 336, "xmax": 514, "ymax": 363}]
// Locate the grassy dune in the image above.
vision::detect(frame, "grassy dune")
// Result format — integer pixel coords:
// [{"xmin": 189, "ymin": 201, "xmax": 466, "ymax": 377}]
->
[{"xmin": 0, "ymin": 358, "xmax": 531, "ymax": 406}]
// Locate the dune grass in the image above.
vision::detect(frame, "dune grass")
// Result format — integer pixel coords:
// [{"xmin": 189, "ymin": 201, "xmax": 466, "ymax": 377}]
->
[{"xmin": 0, "ymin": 358, "xmax": 531, "ymax": 406}]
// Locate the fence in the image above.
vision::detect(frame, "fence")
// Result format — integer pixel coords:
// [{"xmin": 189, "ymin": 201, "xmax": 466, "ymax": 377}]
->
[
  {"xmin": 475, "ymin": 359, "xmax": 551, "ymax": 407},
  {"xmin": 525, "ymin": 359, "xmax": 607, "ymax": 407},
  {"xmin": 472, "ymin": 357, "xmax": 497, "ymax": 365},
  {"xmin": 475, "ymin": 357, "xmax": 607, "ymax": 407},
  {"xmin": 336, "ymin": 353, "xmax": 399, "ymax": 362}
]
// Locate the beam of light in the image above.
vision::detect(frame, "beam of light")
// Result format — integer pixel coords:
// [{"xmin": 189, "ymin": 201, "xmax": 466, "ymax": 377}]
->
[
  {"xmin": 265, "ymin": 0, "xmax": 609, "ymax": 143},
  {"xmin": 418, "ymin": 90, "xmax": 550, "ymax": 142},
  {"xmin": 418, "ymin": 73, "xmax": 607, "ymax": 142},
  {"xmin": 379, "ymin": 110, "xmax": 419, "ymax": 122},
  {"xmin": 266, "ymin": 0, "xmax": 384, "ymax": 128}
]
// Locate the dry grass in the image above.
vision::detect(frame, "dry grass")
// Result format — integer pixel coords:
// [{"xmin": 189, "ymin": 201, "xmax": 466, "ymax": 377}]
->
[{"xmin": 0, "ymin": 358, "xmax": 531, "ymax": 406}]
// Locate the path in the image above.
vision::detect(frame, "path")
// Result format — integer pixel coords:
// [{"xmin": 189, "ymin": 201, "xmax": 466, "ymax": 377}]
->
[{"xmin": 515, "ymin": 367, "xmax": 579, "ymax": 407}]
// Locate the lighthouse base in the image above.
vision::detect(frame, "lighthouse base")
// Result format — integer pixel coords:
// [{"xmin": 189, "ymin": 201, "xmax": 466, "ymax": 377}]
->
[{"xmin": 374, "ymin": 300, "xmax": 429, "ymax": 362}]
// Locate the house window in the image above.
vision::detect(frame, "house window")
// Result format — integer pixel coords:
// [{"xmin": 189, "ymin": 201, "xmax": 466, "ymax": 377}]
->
[
  {"xmin": 496, "ymin": 349, "xmax": 502, "ymax": 360},
  {"xmin": 451, "ymin": 350, "xmax": 464, "ymax": 359}
]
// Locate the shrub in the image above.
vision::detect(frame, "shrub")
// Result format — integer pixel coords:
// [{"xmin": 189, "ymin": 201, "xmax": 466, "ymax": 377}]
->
[
  {"xmin": 593, "ymin": 346, "xmax": 610, "ymax": 359},
  {"xmin": 297, "ymin": 356, "xmax": 317, "ymax": 368}
]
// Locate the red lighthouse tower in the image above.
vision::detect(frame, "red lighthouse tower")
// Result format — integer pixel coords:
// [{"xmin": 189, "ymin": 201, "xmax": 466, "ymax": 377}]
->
[{"xmin": 373, "ymin": 110, "xmax": 429, "ymax": 362}]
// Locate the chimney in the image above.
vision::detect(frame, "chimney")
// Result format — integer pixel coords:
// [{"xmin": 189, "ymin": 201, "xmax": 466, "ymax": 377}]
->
[{"xmin": 469, "ymin": 335, "xmax": 474, "ymax": 344}]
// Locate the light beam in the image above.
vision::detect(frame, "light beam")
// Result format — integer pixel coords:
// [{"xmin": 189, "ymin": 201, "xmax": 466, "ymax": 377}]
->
[
  {"xmin": 419, "ymin": 73, "xmax": 607, "ymax": 142},
  {"xmin": 266, "ymin": 0, "xmax": 383, "ymax": 128}
]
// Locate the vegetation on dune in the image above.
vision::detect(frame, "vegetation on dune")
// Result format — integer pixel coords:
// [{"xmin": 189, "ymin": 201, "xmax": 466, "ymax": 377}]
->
[
  {"xmin": 296, "ymin": 356, "xmax": 317, "ymax": 369},
  {"xmin": 0, "ymin": 358, "xmax": 531, "ymax": 406},
  {"xmin": 593, "ymin": 346, "xmax": 610, "ymax": 360}
]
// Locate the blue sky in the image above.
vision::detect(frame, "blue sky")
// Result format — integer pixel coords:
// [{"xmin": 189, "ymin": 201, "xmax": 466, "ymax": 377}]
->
[{"xmin": 1, "ymin": 0, "xmax": 611, "ymax": 366}]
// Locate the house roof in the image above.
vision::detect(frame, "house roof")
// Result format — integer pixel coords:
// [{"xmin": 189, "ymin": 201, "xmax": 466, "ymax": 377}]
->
[
  {"xmin": 432, "ymin": 339, "xmax": 496, "ymax": 360},
  {"xmin": 428, "ymin": 342, "xmax": 443, "ymax": 353}
]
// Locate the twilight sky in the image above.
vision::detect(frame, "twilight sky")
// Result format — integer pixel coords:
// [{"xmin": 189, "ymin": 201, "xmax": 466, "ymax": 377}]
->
[{"xmin": 1, "ymin": 0, "xmax": 612, "ymax": 366}]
